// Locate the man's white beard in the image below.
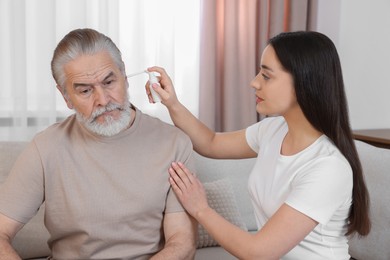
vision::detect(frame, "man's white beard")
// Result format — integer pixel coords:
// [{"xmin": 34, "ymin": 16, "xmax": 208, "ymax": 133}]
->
[{"xmin": 75, "ymin": 99, "xmax": 132, "ymax": 137}]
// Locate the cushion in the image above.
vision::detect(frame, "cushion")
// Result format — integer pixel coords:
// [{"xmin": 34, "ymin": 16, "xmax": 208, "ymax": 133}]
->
[
  {"xmin": 197, "ymin": 178, "xmax": 247, "ymax": 248},
  {"xmin": 348, "ymin": 141, "xmax": 390, "ymax": 259},
  {"xmin": 192, "ymin": 152, "xmax": 257, "ymax": 232},
  {"xmin": 195, "ymin": 246, "xmax": 237, "ymax": 260}
]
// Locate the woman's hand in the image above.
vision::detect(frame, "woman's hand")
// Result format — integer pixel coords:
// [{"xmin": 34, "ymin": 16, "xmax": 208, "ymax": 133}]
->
[
  {"xmin": 168, "ymin": 162, "xmax": 210, "ymax": 218},
  {"xmin": 146, "ymin": 66, "xmax": 180, "ymax": 108}
]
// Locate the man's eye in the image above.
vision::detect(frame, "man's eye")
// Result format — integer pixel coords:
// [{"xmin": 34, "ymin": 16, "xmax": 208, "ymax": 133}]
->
[
  {"xmin": 80, "ymin": 88, "xmax": 92, "ymax": 95},
  {"xmin": 104, "ymin": 80, "xmax": 114, "ymax": 86}
]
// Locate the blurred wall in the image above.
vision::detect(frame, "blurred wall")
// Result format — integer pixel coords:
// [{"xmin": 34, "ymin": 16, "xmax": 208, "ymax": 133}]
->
[{"xmin": 315, "ymin": 0, "xmax": 390, "ymax": 129}]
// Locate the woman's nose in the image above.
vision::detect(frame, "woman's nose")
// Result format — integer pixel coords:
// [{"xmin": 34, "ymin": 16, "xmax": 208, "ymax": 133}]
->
[{"xmin": 250, "ymin": 74, "xmax": 261, "ymax": 90}]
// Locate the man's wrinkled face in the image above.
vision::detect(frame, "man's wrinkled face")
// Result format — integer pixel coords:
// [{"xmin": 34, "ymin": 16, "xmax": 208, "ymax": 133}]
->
[{"xmin": 58, "ymin": 51, "xmax": 131, "ymax": 136}]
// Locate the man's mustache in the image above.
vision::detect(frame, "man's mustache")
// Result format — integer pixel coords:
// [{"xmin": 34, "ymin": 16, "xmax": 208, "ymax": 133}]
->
[{"xmin": 89, "ymin": 103, "xmax": 124, "ymax": 123}]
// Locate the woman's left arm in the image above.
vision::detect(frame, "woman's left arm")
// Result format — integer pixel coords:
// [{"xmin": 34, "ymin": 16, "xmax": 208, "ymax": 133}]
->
[{"xmin": 169, "ymin": 162, "xmax": 318, "ymax": 260}]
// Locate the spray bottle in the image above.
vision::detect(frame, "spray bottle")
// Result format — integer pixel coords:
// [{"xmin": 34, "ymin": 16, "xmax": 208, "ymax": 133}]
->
[{"xmin": 127, "ymin": 70, "xmax": 161, "ymax": 103}]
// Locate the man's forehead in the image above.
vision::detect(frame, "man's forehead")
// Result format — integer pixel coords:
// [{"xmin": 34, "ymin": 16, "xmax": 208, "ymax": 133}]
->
[
  {"xmin": 64, "ymin": 53, "xmax": 121, "ymax": 83},
  {"xmin": 83, "ymin": 69, "xmax": 116, "ymax": 79},
  {"xmin": 67, "ymin": 67, "xmax": 117, "ymax": 85}
]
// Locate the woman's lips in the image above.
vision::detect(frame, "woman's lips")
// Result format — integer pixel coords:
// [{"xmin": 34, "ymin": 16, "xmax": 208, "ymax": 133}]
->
[{"xmin": 256, "ymin": 96, "xmax": 264, "ymax": 103}]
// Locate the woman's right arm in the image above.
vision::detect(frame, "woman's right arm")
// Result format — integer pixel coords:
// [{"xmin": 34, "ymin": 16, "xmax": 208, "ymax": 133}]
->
[{"xmin": 147, "ymin": 67, "xmax": 256, "ymax": 159}]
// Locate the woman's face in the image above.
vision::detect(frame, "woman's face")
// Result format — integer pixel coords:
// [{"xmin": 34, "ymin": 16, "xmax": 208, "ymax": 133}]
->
[{"xmin": 251, "ymin": 45, "xmax": 298, "ymax": 117}]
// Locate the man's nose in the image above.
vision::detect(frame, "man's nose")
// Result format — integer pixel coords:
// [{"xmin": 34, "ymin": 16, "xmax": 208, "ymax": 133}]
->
[{"xmin": 94, "ymin": 86, "xmax": 110, "ymax": 106}]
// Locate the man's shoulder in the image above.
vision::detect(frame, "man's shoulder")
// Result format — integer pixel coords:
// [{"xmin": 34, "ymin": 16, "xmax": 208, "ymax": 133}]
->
[
  {"xmin": 139, "ymin": 111, "xmax": 188, "ymax": 135},
  {"xmin": 33, "ymin": 114, "xmax": 77, "ymax": 146},
  {"xmin": 137, "ymin": 111, "xmax": 192, "ymax": 149}
]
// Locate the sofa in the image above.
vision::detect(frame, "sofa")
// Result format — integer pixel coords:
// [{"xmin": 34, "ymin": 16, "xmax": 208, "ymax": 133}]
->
[{"xmin": 0, "ymin": 140, "xmax": 389, "ymax": 259}]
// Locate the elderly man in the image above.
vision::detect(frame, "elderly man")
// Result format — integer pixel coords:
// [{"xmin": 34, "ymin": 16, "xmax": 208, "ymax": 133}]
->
[{"xmin": 0, "ymin": 28, "xmax": 196, "ymax": 260}]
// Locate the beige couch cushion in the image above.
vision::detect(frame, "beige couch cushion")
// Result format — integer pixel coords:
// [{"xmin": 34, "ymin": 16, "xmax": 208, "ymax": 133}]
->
[
  {"xmin": 195, "ymin": 246, "xmax": 237, "ymax": 260},
  {"xmin": 197, "ymin": 178, "xmax": 247, "ymax": 248},
  {"xmin": 193, "ymin": 152, "xmax": 257, "ymax": 232},
  {"xmin": 348, "ymin": 141, "xmax": 390, "ymax": 260}
]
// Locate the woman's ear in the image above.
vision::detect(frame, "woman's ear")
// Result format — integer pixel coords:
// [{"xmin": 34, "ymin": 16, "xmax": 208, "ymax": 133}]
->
[{"xmin": 56, "ymin": 85, "xmax": 73, "ymax": 109}]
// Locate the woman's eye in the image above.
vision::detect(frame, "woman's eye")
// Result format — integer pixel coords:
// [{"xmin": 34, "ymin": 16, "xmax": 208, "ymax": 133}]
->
[{"xmin": 261, "ymin": 73, "xmax": 270, "ymax": 80}]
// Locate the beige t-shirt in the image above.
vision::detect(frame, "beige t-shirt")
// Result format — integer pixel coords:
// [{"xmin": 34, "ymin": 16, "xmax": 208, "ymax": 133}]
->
[{"xmin": 0, "ymin": 107, "xmax": 194, "ymax": 259}]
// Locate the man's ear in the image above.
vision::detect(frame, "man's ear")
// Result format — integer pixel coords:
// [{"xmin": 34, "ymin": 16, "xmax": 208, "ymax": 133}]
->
[
  {"xmin": 123, "ymin": 66, "xmax": 129, "ymax": 89},
  {"xmin": 56, "ymin": 85, "xmax": 73, "ymax": 109}
]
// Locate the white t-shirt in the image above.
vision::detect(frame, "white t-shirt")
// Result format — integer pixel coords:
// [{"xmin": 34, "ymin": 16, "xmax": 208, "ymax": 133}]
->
[{"xmin": 246, "ymin": 116, "xmax": 352, "ymax": 260}]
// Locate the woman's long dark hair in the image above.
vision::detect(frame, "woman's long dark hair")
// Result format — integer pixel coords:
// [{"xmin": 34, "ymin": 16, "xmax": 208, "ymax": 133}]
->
[{"xmin": 268, "ymin": 31, "xmax": 370, "ymax": 236}]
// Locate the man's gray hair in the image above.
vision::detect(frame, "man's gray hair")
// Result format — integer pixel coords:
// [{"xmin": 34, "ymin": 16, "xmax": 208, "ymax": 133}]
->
[{"xmin": 51, "ymin": 28, "xmax": 125, "ymax": 91}]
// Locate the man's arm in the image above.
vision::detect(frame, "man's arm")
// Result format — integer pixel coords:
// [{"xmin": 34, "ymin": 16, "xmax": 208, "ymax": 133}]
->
[
  {"xmin": 0, "ymin": 213, "xmax": 23, "ymax": 260},
  {"xmin": 151, "ymin": 211, "xmax": 197, "ymax": 260}
]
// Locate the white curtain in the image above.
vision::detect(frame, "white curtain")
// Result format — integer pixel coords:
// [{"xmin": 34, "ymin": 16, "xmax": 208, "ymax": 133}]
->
[{"xmin": 0, "ymin": 0, "xmax": 200, "ymax": 141}]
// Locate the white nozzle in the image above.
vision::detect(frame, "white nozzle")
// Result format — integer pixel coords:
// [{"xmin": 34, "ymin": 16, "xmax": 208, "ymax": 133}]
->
[
  {"xmin": 126, "ymin": 70, "xmax": 146, "ymax": 78},
  {"xmin": 126, "ymin": 69, "xmax": 161, "ymax": 103}
]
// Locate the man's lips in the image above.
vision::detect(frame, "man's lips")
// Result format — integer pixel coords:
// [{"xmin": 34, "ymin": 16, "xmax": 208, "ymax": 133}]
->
[
  {"xmin": 101, "ymin": 110, "xmax": 116, "ymax": 116},
  {"xmin": 92, "ymin": 109, "xmax": 120, "ymax": 122}
]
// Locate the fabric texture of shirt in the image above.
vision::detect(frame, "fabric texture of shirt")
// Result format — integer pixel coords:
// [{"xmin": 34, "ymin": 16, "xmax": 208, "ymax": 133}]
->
[
  {"xmin": 0, "ymin": 106, "xmax": 194, "ymax": 259},
  {"xmin": 245, "ymin": 116, "xmax": 352, "ymax": 260}
]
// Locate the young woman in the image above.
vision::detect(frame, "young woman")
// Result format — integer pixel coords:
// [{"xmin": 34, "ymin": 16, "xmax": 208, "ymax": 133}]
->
[{"xmin": 148, "ymin": 31, "xmax": 370, "ymax": 259}]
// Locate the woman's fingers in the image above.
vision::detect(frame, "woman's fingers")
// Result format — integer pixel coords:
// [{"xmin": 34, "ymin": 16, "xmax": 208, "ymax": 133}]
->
[
  {"xmin": 168, "ymin": 161, "xmax": 199, "ymax": 197},
  {"xmin": 172, "ymin": 162, "xmax": 196, "ymax": 184},
  {"xmin": 168, "ymin": 164, "xmax": 190, "ymax": 201},
  {"xmin": 146, "ymin": 66, "xmax": 180, "ymax": 106},
  {"xmin": 168, "ymin": 162, "xmax": 210, "ymax": 217},
  {"xmin": 169, "ymin": 175, "xmax": 182, "ymax": 196},
  {"xmin": 168, "ymin": 166, "xmax": 184, "ymax": 190},
  {"xmin": 144, "ymin": 82, "xmax": 154, "ymax": 103}
]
